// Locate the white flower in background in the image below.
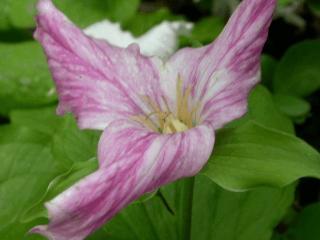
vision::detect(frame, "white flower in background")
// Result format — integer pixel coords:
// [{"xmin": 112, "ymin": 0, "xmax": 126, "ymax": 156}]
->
[{"xmin": 84, "ymin": 20, "xmax": 193, "ymax": 59}]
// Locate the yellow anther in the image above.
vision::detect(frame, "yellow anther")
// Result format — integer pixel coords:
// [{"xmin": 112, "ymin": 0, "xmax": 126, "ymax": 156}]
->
[
  {"xmin": 163, "ymin": 115, "xmax": 189, "ymax": 134},
  {"xmin": 134, "ymin": 75, "xmax": 201, "ymax": 134}
]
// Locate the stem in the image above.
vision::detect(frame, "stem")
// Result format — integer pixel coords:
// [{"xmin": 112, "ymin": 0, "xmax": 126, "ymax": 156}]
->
[{"xmin": 177, "ymin": 177, "xmax": 195, "ymax": 240}]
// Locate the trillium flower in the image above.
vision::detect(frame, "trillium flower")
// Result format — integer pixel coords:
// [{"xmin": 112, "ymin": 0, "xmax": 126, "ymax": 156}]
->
[
  {"xmin": 84, "ymin": 19, "xmax": 193, "ymax": 60},
  {"xmin": 31, "ymin": 0, "xmax": 276, "ymax": 239}
]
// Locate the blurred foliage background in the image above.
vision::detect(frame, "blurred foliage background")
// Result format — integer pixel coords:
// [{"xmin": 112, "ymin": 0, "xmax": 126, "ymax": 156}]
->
[{"xmin": 0, "ymin": 0, "xmax": 320, "ymax": 239}]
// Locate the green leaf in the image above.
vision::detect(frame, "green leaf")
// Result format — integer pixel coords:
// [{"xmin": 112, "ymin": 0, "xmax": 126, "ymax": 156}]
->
[
  {"xmin": 273, "ymin": 40, "xmax": 320, "ymax": 97},
  {"xmin": 91, "ymin": 176, "xmax": 294, "ymax": 240},
  {"xmin": 278, "ymin": 0, "xmax": 295, "ymax": 7},
  {"xmin": 0, "ymin": 0, "xmax": 37, "ymax": 29},
  {"xmin": 229, "ymin": 85, "xmax": 294, "ymax": 134},
  {"xmin": 273, "ymin": 94, "xmax": 311, "ymax": 121},
  {"xmin": 51, "ymin": 116, "xmax": 100, "ymax": 168},
  {"xmin": 0, "ymin": 125, "xmax": 50, "ymax": 145},
  {"xmin": 9, "ymin": 107, "xmax": 63, "ymax": 135},
  {"xmin": 9, "ymin": 107, "xmax": 100, "ymax": 168},
  {"xmin": 53, "ymin": 0, "xmax": 140, "ymax": 28},
  {"xmin": 1, "ymin": 104, "xmax": 104, "ymax": 239},
  {"xmin": 261, "ymin": 54, "xmax": 278, "ymax": 90},
  {"xmin": 0, "ymin": 0, "xmax": 10, "ymax": 30},
  {"xmin": 0, "ymin": 143, "xmax": 60, "ymax": 240},
  {"xmin": 124, "ymin": 8, "xmax": 182, "ymax": 37},
  {"xmin": 284, "ymin": 203, "xmax": 320, "ymax": 240},
  {"xmin": 170, "ymin": 178, "xmax": 194, "ymax": 240},
  {"xmin": 190, "ymin": 176, "xmax": 295, "ymax": 240},
  {"xmin": 22, "ymin": 159, "xmax": 98, "ymax": 223},
  {"xmin": 202, "ymin": 121, "xmax": 320, "ymax": 191},
  {"xmin": 247, "ymin": 86, "xmax": 294, "ymax": 133},
  {"xmin": 0, "ymin": 0, "xmax": 140, "ymax": 30},
  {"xmin": 0, "ymin": 42, "xmax": 56, "ymax": 115},
  {"xmin": 91, "ymin": 194, "xmax": 177, "ymax": 240},
  {"xmin": 190, "ymin": 16, "xmax": 224, "ymax": 45}
]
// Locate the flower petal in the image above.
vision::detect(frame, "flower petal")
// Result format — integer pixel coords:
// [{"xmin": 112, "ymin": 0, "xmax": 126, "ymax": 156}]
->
[
  {"xmin": 35, "ymin": 0, "xmax": 162, "ymax": 130},
  {"xmin": 31, "ymin": 121, "xmax": 214, "ymax": 240},
  {"xmin": 84, "ymin": 19, "xmax": 193, "ymax": 60},
  {"xmin": 84, "ymin": 20, "xmax": 136, "ymax": 48},
  {"xmin": 165, "ymin": 0, "xmax": 276, "ymax": 129},
  {"xmin": 136, "ymin": 21, "xmax": 193, "ymax": 59}
]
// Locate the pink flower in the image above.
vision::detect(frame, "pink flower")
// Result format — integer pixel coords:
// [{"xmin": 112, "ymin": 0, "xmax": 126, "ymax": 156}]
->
[{"xmin": 31, "ymin": 0, "xmax": 276, "ymax": 239}]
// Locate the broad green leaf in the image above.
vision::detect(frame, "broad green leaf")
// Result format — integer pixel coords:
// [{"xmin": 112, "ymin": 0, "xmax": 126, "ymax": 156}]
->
[
  {"xmin": 284, "ymin": 203, "xmax": 320, "ymax": 240},
  {"xmin": 261, "ymin": 55, "xmax": 278, "ymax": 90},
  {"xmin": 202, "ymin": 121, "xmax": 320, "ymax": 191},
  {"xmin": 0, "ymin": 0, "xmax": 37, "ymax": 29},
  {"xmin": 10, "ymin": 107, "xmax": 100, "ymax": 168},
  {"xmin": 190, "ymin": 176, "xmax": 295, "ymax": 240},
  {"xmin": 0, "ymin": 143, "xmax": 60, "ymax": 240},
  {"xmin": 190, "ymin": 16, "xmax": 224, "ymax": 45},
  {"xmin": 242, "ymin": 86, "xmax": 294, "ymax": 134},
  {"xmin": 0, "ymin": 42, "xmax": 56, "ymax": 115},
  {"xmin": 54, "ymin": 0, "xmax": 140, "ymax": 27},
  {"xmin": 0, "ymin": 125, "xmax": 50, "ymax": 145},
  {"xmin": 51, "ymin": 116, "xmax": 100, "ymax": 167},
  {"xmin": 273, "ymin": 40, "xmax": 320, "ymax": 97},
  {"xmin": 0, "ymin": 0, "xmax": 10, "ymax": 30},
  {"xmin": 124, "ymin": 8, "xmax": 182, "ymax": 37},
  {"xmin": 163, "ymin": 178, "xmax": 194, "ymax": 240},
  {"xmin": 22, "ymin": 159, "xmax": 98, "ymax": 223},
  {"xmin": 10, "ymin": 107, "xmax": 63, "ymax": 135},
  {"xmin": 273, "ymin": 94, "xmax": 311, "ymax": 121},
  {"xmin": 0, "ymin": 0, "xmax": 140, "ymax": 30},
  {"xmin": 0, "ymin": 107, "xmax": 102, "ymax": 238},
  {"xmin": 90, "ymin": 176, "xmax": 294, "ymax": 240},
  {"xmin": 229, "ymin": 85, "xmax": 294, "ymax": 134},
  {"xmin": 90, "ymin": 194, "xmax": 177, "ymax": 240}
]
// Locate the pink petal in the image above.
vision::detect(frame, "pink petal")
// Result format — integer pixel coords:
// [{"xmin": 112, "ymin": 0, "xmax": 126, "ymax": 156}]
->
[
  {"xmin": 35, "ymin": 0, "xmax": 162, "ymax": 130},
  {"xmin": 31, "ymin": 121, "xmax": 214, "ymax": 240},
  {"xmin": 166, "ymin": 0, "xmax": 276, "ymax": 129}
]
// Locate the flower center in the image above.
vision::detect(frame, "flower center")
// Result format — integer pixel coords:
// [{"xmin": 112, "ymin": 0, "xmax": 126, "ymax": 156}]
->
[
  {"xmin": 133, "ymin": 76, "xmax": 200, "ymax": 134},
  {"xmin": 162, "ymin": 114, "xmax": 189, "ymax": 134}
]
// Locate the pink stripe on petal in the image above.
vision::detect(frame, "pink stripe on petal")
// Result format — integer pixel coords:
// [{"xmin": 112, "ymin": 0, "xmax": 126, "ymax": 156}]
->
[
  {"xmin": 35, "ymin": 0, "xmax": 162, "ymax": 130},
  {"xmin": 30, "ymin": 120, "xmax": 214, "ymax": 240},
  {"xmin": 165, "ymin": 0, "xmax": 276, "ymax": 129}
]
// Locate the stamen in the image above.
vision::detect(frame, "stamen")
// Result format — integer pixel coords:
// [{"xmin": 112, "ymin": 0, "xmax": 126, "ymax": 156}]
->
[
  {"xmin": 141, "ymin": 95, "xmax": 165, "ymax": 129},
  {"xmin": 131, "ymin": 115, "xmax": 159, "ymax": 132},
  {"xmin": 133, "ymin": 75, "xmax": 201, "ymax": 134},
  {"xmin": 162, "ymin": 96, "xmax": 172, "ymax": 114},
  {"xmin": 179, "ymin": 85, "xmax": 192, "ymax": 126},
  {"xmin": 163, "ymin": 115, "xmax": 189, "ymax": 134},
  {"xmin": 189, "ymin": 101, "xmax": 201, "ymax": 127},
  {"xmin": 176, "ymin": 75, "xmax": 183, "ymax": 118}
]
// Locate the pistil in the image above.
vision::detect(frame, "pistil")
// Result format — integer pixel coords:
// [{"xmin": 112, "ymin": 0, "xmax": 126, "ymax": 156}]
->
[{"xmin": 134, "ymin": 75, "xmax": 201, "ymax": 134}]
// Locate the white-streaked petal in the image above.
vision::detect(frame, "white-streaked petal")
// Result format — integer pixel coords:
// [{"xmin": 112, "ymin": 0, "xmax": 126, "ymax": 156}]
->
[
  {"xmin": 163, "ymin": 0, "xmax": 276, "ymax": 129},
  {"xmin": 31, "ymin": 120, "xmax": 214, "ymax": 240},
  {"xmin": 34, "ymin": 0, "xmax": 163, "ymax": 130}
]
